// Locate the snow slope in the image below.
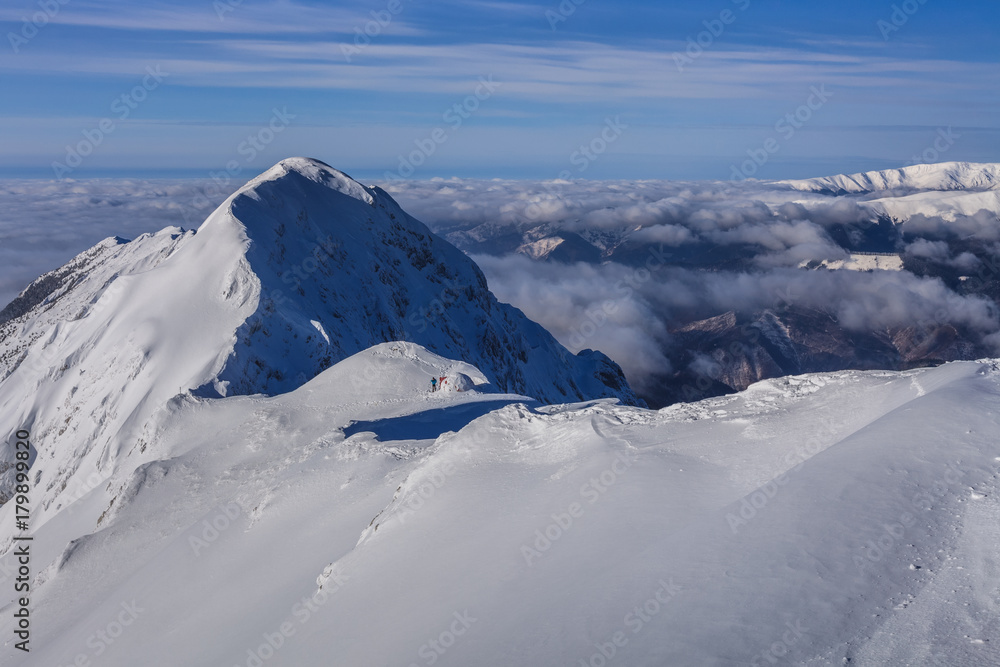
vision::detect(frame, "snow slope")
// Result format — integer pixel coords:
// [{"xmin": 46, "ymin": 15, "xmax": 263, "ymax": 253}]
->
[
  {"xmin": 0, "ymin": 157, "xmax": 637, "ymax": 521},
  {"xmin": 0, "ymin": 343, "xmax": 998, "ymax": 666}
]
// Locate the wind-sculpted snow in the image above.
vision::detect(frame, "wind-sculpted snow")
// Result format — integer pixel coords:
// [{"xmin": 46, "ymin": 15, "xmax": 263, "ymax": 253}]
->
[{"xmin": 1, "ymin": 343, "xmax": 998, "ymax": 665}]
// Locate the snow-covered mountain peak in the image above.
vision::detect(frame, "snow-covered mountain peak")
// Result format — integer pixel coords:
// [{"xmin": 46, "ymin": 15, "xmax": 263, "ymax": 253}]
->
[
  {"xmin": 239, "ymin": 157, "xmax": 377, "ymax": 208},
  {"xmin": 0, "ymin": 158, "xmax": 639, "ymax": 522},
  {"xmin": 191, "ymin": 159, "xmax": 637, "ymax": 402}
]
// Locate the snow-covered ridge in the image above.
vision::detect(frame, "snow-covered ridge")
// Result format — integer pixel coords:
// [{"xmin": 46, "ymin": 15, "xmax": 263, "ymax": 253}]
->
[
  {"xmin": 2, "ymin": 340, "xmax": 999, "ymax": 665},
  {"xmin": 0, "ymin": 157, "xmax": 638, "ymax": 522},
  {"xmin": 778, "ymin": 161, "xmax": 1000, "ymax": 195}
]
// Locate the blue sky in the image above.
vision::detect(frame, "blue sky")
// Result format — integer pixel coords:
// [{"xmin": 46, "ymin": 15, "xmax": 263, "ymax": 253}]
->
[{"xmin": 1, "ymin": 0, "xmax": 998, "ymax": 180}]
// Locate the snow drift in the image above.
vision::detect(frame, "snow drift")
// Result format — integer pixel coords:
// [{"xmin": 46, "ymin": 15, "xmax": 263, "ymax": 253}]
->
[{"xmin": 0, "ymin": 344, "xmax": 998, "ymax": 665}]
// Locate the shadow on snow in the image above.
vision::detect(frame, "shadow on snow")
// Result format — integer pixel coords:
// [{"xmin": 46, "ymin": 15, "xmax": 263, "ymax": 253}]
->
[{"xmin": 343, "ymin": 399, "xmax": 536, "ymax": 442}]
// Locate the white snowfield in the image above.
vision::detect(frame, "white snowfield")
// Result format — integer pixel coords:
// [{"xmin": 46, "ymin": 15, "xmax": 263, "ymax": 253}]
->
[
  {"xmin": 0, "ymin": 342, "xmax": 998, "ymax": 666},
  {"xmin": 800, "ymin": 253, "xmax": 904, "ymax": 272}
]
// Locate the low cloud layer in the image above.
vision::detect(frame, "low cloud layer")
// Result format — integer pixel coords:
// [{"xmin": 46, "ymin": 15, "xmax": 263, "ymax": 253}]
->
[
  {"xmin": 381, "ymin": 178, "xmax": 878, "ymax": 231},
  {"xmin": 381, "ymin": 177, "xmax": 916, "ymax": 271},
  {"xmin": 474, "ymin": 254, "xmax": 1000, "ymax": 393},
  {"xmin": 4, "ymin": 173, "xmax": 1000, "ymax": 396},
  {"xmin": 471, "ymin": 254, "xmax": 673, "ymax": 393},
  {"xmin": 902, "ymin": 210, "xmax": 1000, "ymax": 242},
  {"xmin": 385, "ymin": 177, "xmax": 1000, "ymax": 386}
]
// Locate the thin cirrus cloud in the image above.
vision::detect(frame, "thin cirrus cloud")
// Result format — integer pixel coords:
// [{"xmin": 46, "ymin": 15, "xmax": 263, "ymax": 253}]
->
[
  {"xmin": 7, "ymin": 35, "xmax": 996, "ymax": 104},
  {"xmin": 0, "ymin": 0, "xmax": 411, "ymax": 35},
  {"xmin": 1, "ymin": 0, "xmax": 998, "ymax": 178},
  {"xmin": 3, "ymin": 0, "xmax": 996, "ymax": 101}
]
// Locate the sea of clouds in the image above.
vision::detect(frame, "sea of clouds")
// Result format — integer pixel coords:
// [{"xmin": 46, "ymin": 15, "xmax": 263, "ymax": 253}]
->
[
  {"xmin": 383, "ymin": 178, "xmax": 1000, "ymax": 390},
  {"xmin": 3, "ymin": 175, "xmax": 999, "ymax": 392}
]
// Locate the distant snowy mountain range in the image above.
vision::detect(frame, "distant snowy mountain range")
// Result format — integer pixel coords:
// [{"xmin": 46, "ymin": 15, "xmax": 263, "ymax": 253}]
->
[
  {"xmin": 778, "ymin": 161, "xmax": 1000, "ymax": 195},
  {"xmin": 776, "ymin": 161, "xmax": 1000, "ymax": 225}
]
